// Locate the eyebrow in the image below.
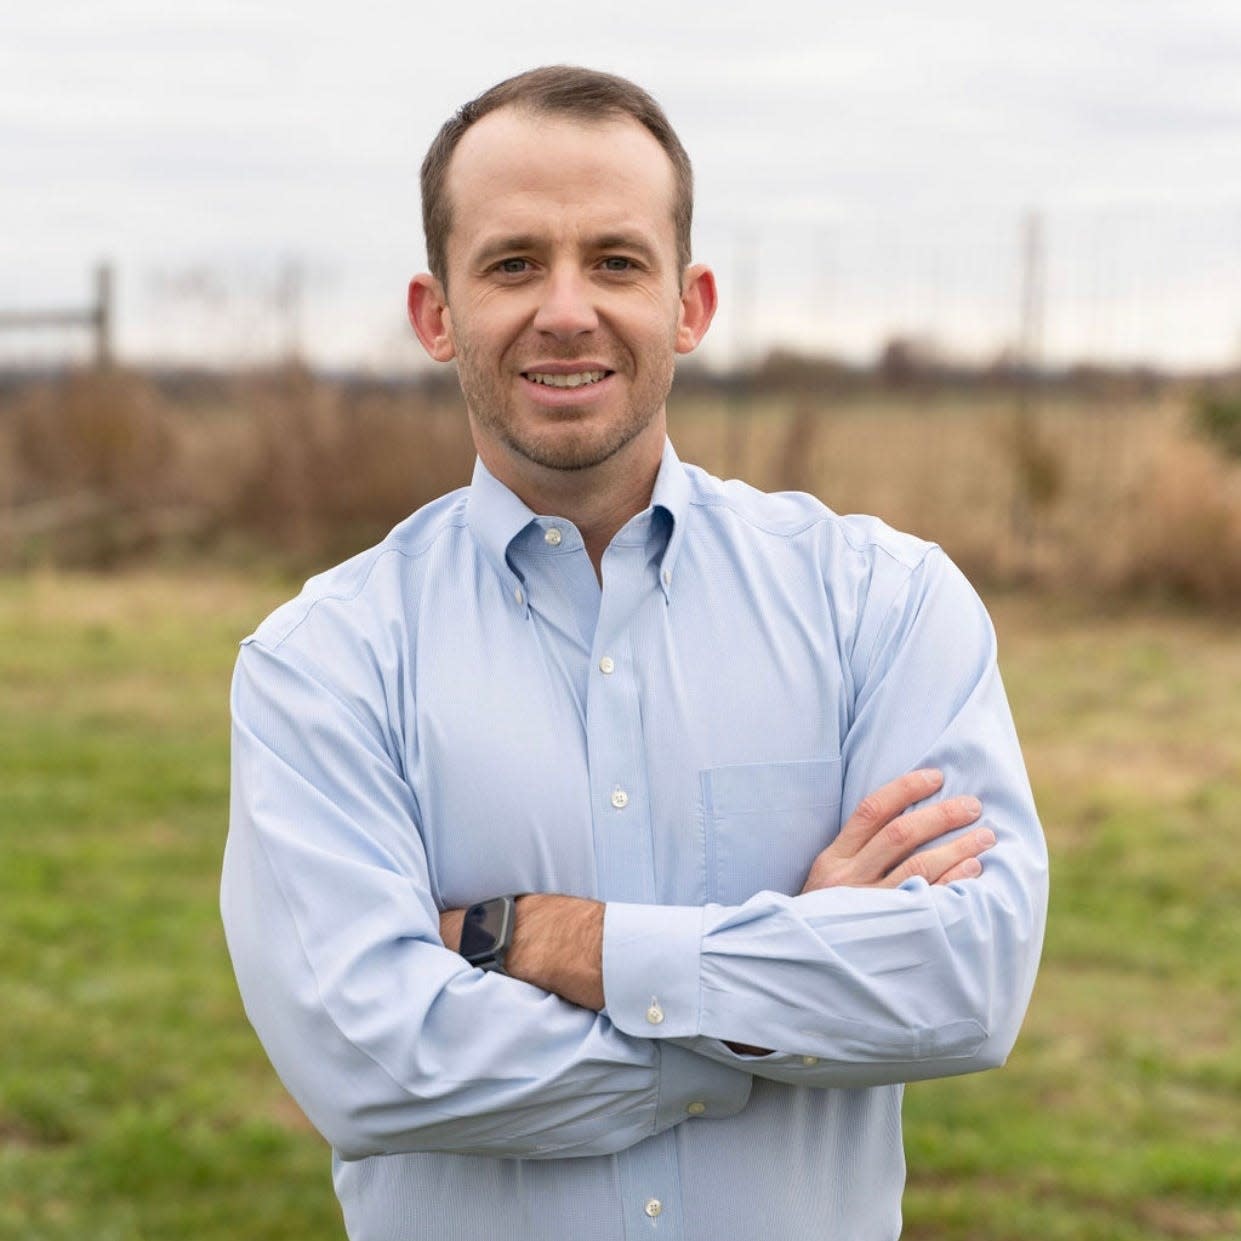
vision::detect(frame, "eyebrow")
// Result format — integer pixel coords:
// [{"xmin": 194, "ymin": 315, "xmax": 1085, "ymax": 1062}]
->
[
  {"xmin": 593, "ymin": 233, "xmax": 660, "ymax": 264},
  {"xmin": 470, "ymin": 230, "xmax": 661, "ymax": 268},
  {"xmin": 471, "ymin": 235, "xmax": 542, "ymax": 268}
]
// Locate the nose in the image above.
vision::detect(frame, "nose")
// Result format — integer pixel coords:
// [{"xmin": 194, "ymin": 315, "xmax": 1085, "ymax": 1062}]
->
[{"xmin": 532, "ymin": 264, "xmax": 598, "ymax": 339}]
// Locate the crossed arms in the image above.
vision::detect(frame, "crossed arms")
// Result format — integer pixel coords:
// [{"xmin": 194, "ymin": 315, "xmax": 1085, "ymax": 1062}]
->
[
  {"xmin": 221, "ymin": 554, "xmax": 1048, "ymax": 1161},
  {"xmin": 440, "ymin": 768, "xmax": 996, "ymax": 1045}
]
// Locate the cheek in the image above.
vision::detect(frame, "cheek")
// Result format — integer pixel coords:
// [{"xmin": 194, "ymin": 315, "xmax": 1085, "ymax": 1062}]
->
[
  {"xmin": 452, "ymin": 291, "xmax": 530, "ymax": 347},
  {"xmin": 613, "ymin": 290, "xmax": 683, "ymax": 346}
]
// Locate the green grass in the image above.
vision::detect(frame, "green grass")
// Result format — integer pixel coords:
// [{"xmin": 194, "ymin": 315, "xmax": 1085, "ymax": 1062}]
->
[
  {"xmin": 904, "ymin": 596, "xmax": 1241, "ymax": 1241},
  {"xmin": 0, "ymin": 571, "xmax": 341, "ymax": 1240},
  {"xmin": 2, "ymin": 572, "xmax": 1238, "ymax": 1240}
]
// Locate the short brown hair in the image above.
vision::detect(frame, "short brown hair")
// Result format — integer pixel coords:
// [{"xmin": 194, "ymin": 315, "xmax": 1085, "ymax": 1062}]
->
[{"xmin": 420, "ymin": 65, "xmax": 694, "ymax": 284}]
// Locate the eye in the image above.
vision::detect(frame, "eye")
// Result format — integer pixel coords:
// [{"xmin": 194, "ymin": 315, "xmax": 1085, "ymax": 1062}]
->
[
  {"xmin": 494, "ymin": 258, "xmax": 530, "ymax": 275},
  {"xmin": 601, "ymin": 256, "xmax": 634, "ymax": 273}
]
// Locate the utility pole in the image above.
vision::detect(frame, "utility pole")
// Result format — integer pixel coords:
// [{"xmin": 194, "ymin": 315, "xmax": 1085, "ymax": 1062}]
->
[
  {"xmin": 94, "ymin": 262, "xmax": 114, "ymax": 368},
  {"xmin": 728, "ymin": 227, "xmax": 759, "ymax": 474},
  {"xmin": 275, "ymin": 257, "xmax": 305, "ymax": 366},
  {"xmin": 814, "ymin": 226, "xmax": 834, "ymax": 357},
  {"xmin": 1011, "ymin": 210, "xmax": 1048, "ymax": 554},
  {"xmin": 1235, "ymin": 206, "xmax": 1241, "ymax": 371},
  {"xmin": 731, "ymin": 226, "xmax": 758, "ymax": 376},
  {"xmin": 1018, "ymin": 211, "xmax": 1045, "ymax": 375}
]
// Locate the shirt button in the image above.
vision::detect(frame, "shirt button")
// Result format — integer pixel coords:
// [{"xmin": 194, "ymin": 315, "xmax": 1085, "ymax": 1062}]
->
[
  {"xmin": 611, "ymin": 788, "xmax": 629, "ymax": 810},
  {"xmin": 513, "ymin": 586, "xmax": 524, "ymax": 605},
  {"xmin": 644, "ymin": 1199, "xmax": 663, "ymax": 1218},
  {"xmin": 662, "ymin": 569, "xmax": 672, "ymax": 586},
  {"xmin": 645, "ymin": 1002, "xmax": 664, "ymax": 1025},
  {"xmin": 686, "ymin": 1101, "xmax": 706, "ymax": 1115},
  {"xmin": 544, "ymin": 527, "xmax": 562, "ymax": 546},
  {"xmin": 598, "ymin": 655, "xmax": 615, "ymax": 675},
  {"xmin": 801, "ymin": 1055, "xmax": 819, "ymax": 1066}
]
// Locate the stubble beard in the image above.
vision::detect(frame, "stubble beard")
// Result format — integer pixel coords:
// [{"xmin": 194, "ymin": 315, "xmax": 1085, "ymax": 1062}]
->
[{"xmin": 455, "ymin": 335, "xmax": 676, "ymax": 473}]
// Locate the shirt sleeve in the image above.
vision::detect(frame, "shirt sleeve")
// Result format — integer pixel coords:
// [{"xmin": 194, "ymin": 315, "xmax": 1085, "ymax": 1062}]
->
[
  {"xmin": 221, "ymin": 637, "xmax": 752, "ymax": 1162},
  {"xmin": 601, "ymin": 547, "xmax": 1048, "ymax": 1089}
]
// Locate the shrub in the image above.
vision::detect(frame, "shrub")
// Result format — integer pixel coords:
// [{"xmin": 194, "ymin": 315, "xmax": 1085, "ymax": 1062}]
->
[
  {"xmin": 9, "ymin": 369, "xmax": 176, "ymax": 505},
  {"xmin": 1192, "ymin": 389, "xmax": 1241, "ymax": 460}
]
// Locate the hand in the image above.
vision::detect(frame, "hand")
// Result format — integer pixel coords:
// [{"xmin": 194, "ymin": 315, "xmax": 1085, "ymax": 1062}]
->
[
  {"xmin": 801, "ymin": 768, "xmax": 994, "ymax": 893},
  {"xmin": 725, "ymin": 769, "xmax": 993, "ymax": 1057}
]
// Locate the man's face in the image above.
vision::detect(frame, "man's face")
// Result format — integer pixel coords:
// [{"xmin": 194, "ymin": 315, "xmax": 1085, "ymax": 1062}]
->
[{"xmin": 411, "ymin": 107, "xmax": 712, "ymax": 485}]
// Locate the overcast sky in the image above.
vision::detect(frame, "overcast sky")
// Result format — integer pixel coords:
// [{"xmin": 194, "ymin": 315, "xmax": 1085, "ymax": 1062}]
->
[{"xmin": 4, "ymin": 0, "xmax": 1241, "ymax": 368}]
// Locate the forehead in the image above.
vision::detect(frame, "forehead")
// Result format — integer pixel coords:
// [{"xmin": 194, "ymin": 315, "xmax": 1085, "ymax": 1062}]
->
[{"xmin": 443, "ymin": 107, "xmax": 678, "ymax": 263}]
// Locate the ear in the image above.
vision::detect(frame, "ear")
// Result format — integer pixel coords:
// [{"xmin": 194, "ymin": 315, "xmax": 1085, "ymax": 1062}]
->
[
  {"xmin": 408, "ymin": 273, "xmax": 456, "ymax": 362},
  {"xmin": 675, "ymin": 263, "xmax": 718, "ymax": 355}
]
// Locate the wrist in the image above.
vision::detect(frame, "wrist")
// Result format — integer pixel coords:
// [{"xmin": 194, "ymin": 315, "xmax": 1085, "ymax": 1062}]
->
[{"xmin": 507, "ymin": 894, "xmax": 605, "ymax": 1011}]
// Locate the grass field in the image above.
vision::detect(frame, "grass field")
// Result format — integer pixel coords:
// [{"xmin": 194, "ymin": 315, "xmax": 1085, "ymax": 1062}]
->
[{"xmin": 1, "ymin": 570, "xmax": 1238, "ymax": 1240}]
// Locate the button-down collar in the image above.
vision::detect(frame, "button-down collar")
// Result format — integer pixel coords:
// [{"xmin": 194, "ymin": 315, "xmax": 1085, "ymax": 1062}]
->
[
  {"xmin": 647, "ymin": 439, "xmax": 690, "ymax": 601},
  {"xmin": 465, "ymin": 440, "xmax": 691, "ymax": 606},
  {"xmin": 464, "ymin": 458, "xmax": 539, "ymax": 609}
]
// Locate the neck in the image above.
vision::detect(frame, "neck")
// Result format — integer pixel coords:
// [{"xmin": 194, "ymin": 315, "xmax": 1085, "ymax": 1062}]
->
[{"xmin": 477, "ymin": 433, "xmax": 664, "ymax": 580}]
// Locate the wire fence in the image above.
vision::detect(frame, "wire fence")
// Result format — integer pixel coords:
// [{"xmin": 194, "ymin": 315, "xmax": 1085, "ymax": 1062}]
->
[
  {"xmin": 1, "ymin": 204, "xmax": 1238, "ymax": 376},
  {"xmin": 692, "ymin": 202, "xmax": 1241, "ymax": 374}
]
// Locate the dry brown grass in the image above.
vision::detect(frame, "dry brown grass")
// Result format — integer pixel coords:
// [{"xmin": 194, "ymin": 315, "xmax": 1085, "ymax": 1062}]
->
[
  {"xmin": 669, "ymin": 389, "xmax": 1241, "ymax": 608},
  {"xmin": 0, "ymin": 367, "xmax": 475, "ymax": 568},
  {"xmin": 2, "ymin": 369, "xmax": 1239, "ymax": 606}
]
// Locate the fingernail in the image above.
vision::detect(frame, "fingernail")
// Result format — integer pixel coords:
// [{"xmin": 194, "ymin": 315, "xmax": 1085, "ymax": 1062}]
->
[
  {"xmin": 922, "ymin": 768, "xmax": 943, "ymax": 787},
  {"xmin": 978, "ymin": 828, "xmax": 997, "ymax": 847},
  {"xmin": 962, "ymin": 797, "xmax": 982, "ymax": 816},
  {"xmin": 962, "ymin": 858, "xmax": 983, "ymax": 877}
]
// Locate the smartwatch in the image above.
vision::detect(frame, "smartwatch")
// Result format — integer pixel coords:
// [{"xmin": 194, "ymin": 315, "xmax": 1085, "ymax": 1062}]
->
[{"xmin": 459, "ymin": 895, "xmax": 517, "ymax": 974}]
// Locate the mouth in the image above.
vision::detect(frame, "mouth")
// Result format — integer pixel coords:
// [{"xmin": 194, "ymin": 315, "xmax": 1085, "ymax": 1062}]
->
[{"xmin": 521, "ymin": 368, "xmax": 613, "ymax": 389}]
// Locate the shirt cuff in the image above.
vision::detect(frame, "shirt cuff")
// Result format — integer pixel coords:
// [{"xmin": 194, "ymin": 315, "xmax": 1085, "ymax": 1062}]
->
[
  {"xmin": 602, "ymin": 902, "xmax": 704, "ymax": 1039},
  {"xmin": 652, "ymin": 1041, "xmax": 752, "ymax": 1126}
]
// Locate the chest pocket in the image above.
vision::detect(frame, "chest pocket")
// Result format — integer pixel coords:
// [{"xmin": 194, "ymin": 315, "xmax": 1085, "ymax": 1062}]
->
[{"xmin": 701, "ymin": 758, "xmax": 843, "ymax": 905}]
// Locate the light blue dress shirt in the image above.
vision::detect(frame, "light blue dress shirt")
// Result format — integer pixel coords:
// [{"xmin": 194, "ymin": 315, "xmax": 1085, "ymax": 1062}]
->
[{"xmin": 222, "ymin": 439, "xmax": 1048, "ymax": 1241}]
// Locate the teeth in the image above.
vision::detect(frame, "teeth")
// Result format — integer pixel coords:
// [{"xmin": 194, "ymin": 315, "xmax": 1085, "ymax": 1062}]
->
[{"xmin": 526, "ymin": 370, "xmax": 607, "ymax": 388}]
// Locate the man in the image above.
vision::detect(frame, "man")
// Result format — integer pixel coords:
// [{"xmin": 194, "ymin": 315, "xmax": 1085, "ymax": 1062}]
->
[{"xmin": 221, "ymin": 66, "xmax": 1047, "ymax": 1241}]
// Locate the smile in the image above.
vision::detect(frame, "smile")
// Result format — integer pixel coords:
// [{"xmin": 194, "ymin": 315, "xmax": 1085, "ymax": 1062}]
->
[{"xmin": 523, "ymin": 370, "xmax": 611, "ymax": 389}]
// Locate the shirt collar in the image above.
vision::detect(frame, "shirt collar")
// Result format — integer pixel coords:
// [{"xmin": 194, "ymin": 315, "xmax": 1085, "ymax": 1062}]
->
[
  {"xmin": 465, "ymin": 457, "xmax": 539, "ymax": 602},
  {"xmin": 648, "ymin": 438, "xmax": 690, "ymax": 600},
  {"xmin": 465, "ymin": 438, "xmax": 691, "ymax": 602}
]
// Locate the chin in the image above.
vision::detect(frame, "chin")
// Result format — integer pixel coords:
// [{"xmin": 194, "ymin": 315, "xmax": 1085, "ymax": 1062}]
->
[
  {"xmin": 511, "ymin": 435, "xmax": 627, "ymax": 473},
  {"xmin": 514, "ymin": 413, "xmax": 665, "ymax": 473}
]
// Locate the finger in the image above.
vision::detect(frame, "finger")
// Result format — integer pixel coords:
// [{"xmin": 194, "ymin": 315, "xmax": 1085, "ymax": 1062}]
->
[
  {"xmin": 836, "ymin": 768, "xmax": 944, "ymax": 851},
  {"xmin": 847, "ymin": 794, "xmax": 983, "ymax": 882},
  {"xmin": 882, "ymin": 825, "xmax": 996, "ymax": 888},
  {"xmin": 935, "ymin": 857, "xmax": 984, "ymax": 885}
]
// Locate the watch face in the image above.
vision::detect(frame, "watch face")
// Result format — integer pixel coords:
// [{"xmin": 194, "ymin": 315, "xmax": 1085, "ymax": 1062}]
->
[{"xmin": 460, "ymin": 899, "xmax": 508, "ymax": 961}]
